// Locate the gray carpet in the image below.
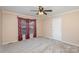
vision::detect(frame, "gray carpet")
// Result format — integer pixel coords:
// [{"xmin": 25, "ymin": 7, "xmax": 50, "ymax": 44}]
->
[{"xmin": 0, "ymin": 37, "xmax": 79, "ymax": 53}]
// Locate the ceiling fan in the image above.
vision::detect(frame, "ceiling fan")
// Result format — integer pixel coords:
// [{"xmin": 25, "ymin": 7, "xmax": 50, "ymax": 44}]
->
[{"xmin": 31, "ymin": 6, "xmax": 53, "ymax": 15}]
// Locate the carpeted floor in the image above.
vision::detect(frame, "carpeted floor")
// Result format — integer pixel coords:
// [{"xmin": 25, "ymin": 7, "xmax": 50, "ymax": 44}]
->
[{"xmin": 0, "ymin": 37, "xmax": 79, "ymax": 53}]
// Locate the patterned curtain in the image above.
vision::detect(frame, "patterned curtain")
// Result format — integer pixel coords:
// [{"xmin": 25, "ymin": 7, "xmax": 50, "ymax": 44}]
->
[
  {"xmin": 25, "ymin": 20, "xmax": 30, "ymax": 39},
  {"xmin": 18, "ymin": 17, "xmax": 23, "ymax": 41},
  {"xmin": 33, "ymin": 20, "xmax": 37, "ymax": 37}
]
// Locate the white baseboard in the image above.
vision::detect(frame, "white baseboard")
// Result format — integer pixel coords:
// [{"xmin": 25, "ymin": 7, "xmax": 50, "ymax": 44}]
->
[
  {"xmin": 2, "ymin": 40, "xmax": 18, "ymax": 45},
  {"xmin": 44, "ymin": 37, "xmax": 79, "ymax": 47},
  {"xmin": 59, "ymin": 40, "xmax": 79, "ymax": 47},
  {"xmin": 53, "ymin": 39, "xmax": 79, "ymax": 47}
]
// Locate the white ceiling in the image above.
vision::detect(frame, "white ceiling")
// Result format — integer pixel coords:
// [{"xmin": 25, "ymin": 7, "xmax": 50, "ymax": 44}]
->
[{"xmin": 0, "ymin": 6, "xmax": 79, "ymax": 16}]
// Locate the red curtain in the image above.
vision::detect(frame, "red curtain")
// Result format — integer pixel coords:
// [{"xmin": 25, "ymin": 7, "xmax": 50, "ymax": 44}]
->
[
  {"xmin": 33, "ymin": 20, "xmax": 37, "ymax": 37},
  {"xmin": 18, "ymin": 17, "xmax": 23, "ymax": 41},
  {"xmin": 25, "ymin": 20, "xmax": 30, "ymax": 39}
]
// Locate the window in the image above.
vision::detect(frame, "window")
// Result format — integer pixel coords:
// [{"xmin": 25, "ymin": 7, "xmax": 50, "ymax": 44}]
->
[{"xmin": 21, "ymin": 20, "xmax": 26, "ymax": 35}]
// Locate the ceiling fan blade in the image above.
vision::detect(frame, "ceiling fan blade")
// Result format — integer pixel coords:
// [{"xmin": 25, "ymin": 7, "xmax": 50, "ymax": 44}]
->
[
  {"xmin": 43, "ymin": 11, "xmax": 47, "ymax": 15},
  {"xmin": 44, "ymin": 10, "xmax": 52, "ymax": 12}
]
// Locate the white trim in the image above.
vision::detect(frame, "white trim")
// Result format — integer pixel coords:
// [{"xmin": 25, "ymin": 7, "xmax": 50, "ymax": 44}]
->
[
  {"xmin": 2, "ymin": 40, "xmax": 18, "ymax": 45},
  {"xmin": 45, "ymin": 37, "xmax": 79, "ymax": 47},
  {"xmin": 60, "ymin": 40, "xmax": 79, "ymax": 47},
  {"xmin": 54, "ymin": 39, "xmax": 79, "ymax": 47}
]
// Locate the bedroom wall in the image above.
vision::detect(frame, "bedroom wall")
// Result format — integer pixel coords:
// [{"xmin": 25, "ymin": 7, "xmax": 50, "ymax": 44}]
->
[
  {"xmin": 36, "ymin": 15, "xmax": 53, "ymax": 38},
  {"xmin": 62, "ymin": 10, "xmax": 79, "ymax": 46},
  {"xmin": 2, "ymin": 10, "xmax": 18, "ymax": 44},
  {"xmin": 36, "ymin": 15, "xmax": 44, "ymax": 37},
  {"xmin": 43, "ymin": 16, "xmax": 53, "ymax": 38},
  {"xmin": 2, "ymin": 10, "xmax": 41, "ymax": 44}
]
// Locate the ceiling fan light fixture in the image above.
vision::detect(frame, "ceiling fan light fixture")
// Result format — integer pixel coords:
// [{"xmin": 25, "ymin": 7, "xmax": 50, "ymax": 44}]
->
[{"xmin": 38, "ymin": 11, "xmax": 44, "ymax": 15}]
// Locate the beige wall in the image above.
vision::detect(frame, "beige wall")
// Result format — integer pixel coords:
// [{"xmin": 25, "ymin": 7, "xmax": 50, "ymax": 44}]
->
[
  {"xmin": 2, "ymin": 11, "xmax": 18, "ymax": 44},
  {"xmin": 62, "ymin": 10, "xmax": 79, "ymax": 46},
  {"xmin": 43, "ymin": 16, "xmax": 53, "ymax": 38},
  {"xmin": 36, "ymin": 15, "xmax": 53, "ymax": 38},
  {"xmin": 36, "ymin": 15, "xmax": 44, "ymax": 37}
]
